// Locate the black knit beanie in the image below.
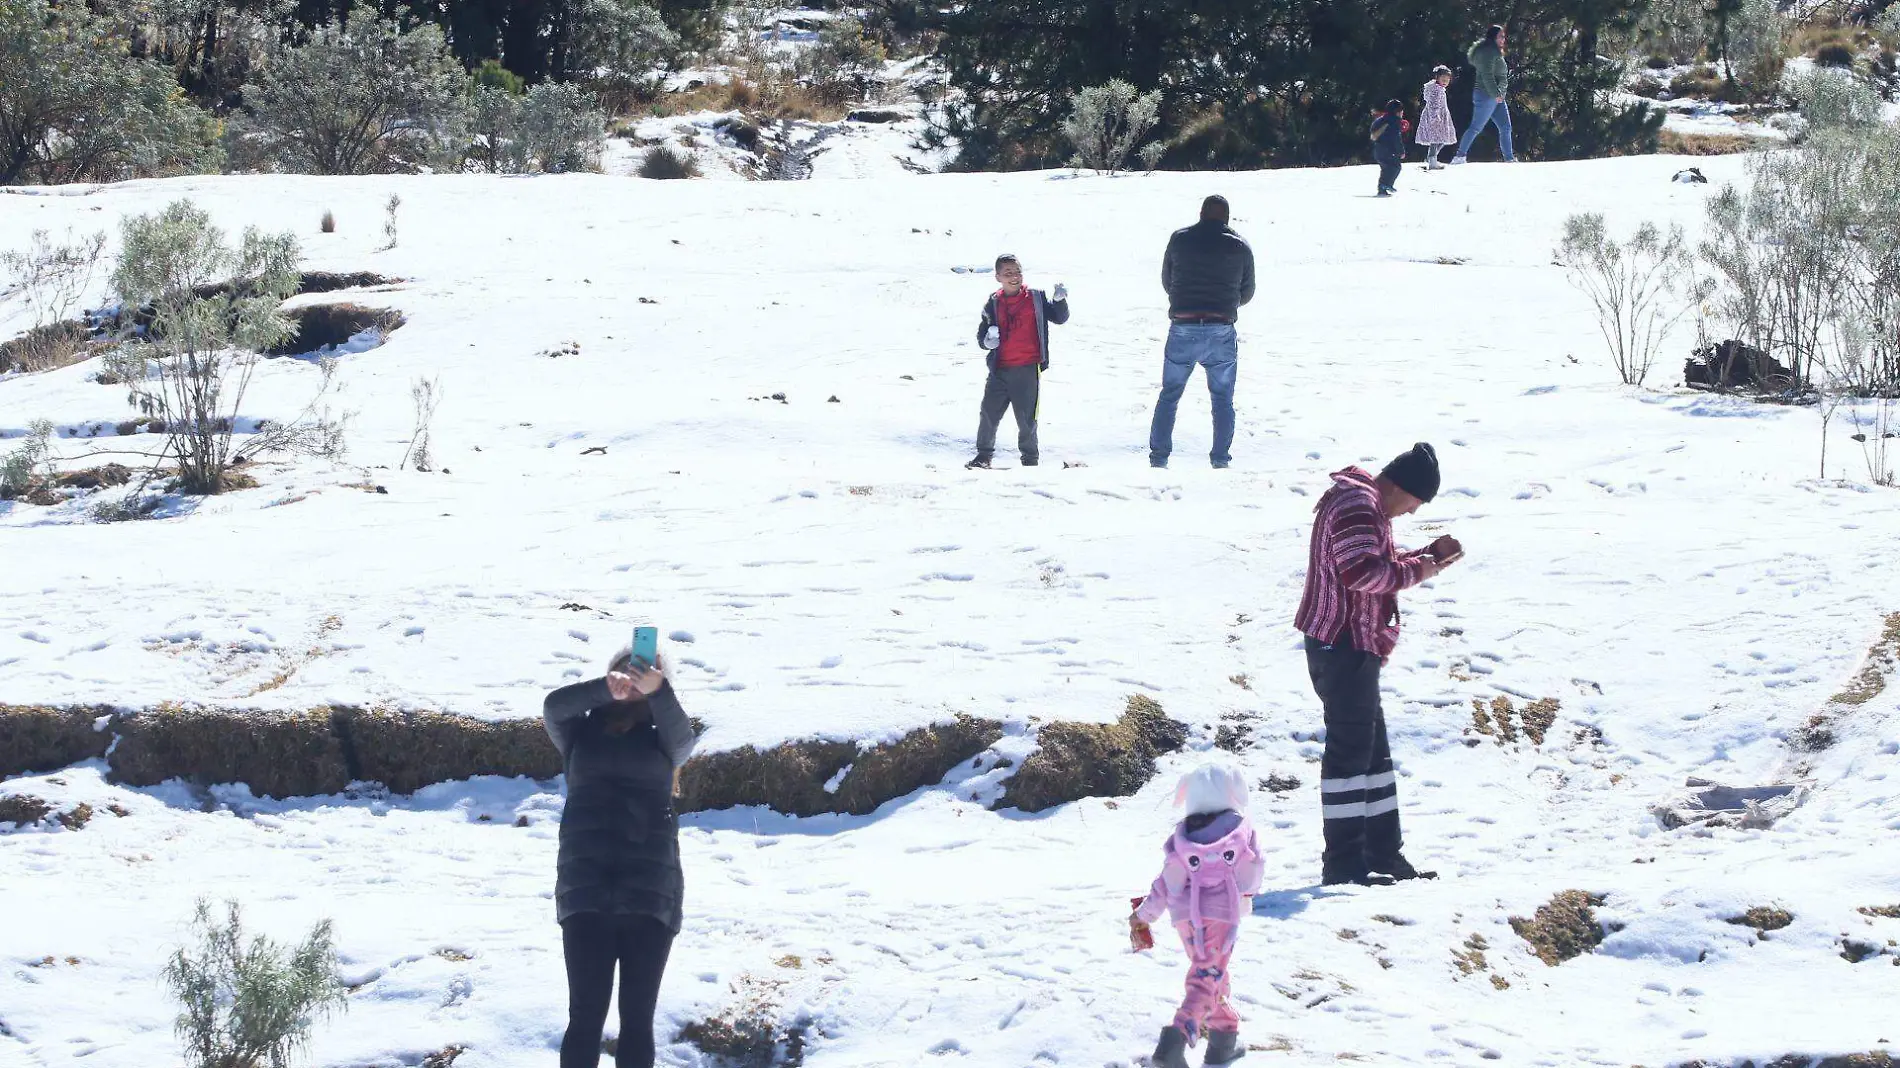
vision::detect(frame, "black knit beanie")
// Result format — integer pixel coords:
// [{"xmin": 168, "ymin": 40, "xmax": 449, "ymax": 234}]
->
[{"xmin": 1381, "ymin": 442, "xmax": 1440, "ymax": 502}]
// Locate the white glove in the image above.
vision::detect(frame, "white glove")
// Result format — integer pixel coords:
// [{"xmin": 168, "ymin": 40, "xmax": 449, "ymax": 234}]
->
[
  {"xmin": 1053, "ymin": 283, "xmax": 1068, "ymax": 302},
  {"xmin": 983, "ymin": 325, "xmax": 1000, "ymax": 348}
]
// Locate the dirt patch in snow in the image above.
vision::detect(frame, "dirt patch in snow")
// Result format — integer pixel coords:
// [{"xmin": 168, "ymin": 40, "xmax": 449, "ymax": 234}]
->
[
  {"xmin": 1676, "ymin": 1054, "xmax": 1896, "ymax": 1067},
  {"xmin": 0, "ymin": 705, "xmax": 114, "ymax": 778},
  {"xmin": 2, "ymin": 700, "xmax": 1173, "ymax": 813},
  {"xmin": 1510, "ymin": 890, "xmax": 1608, "ymax": 966},
  {"xmin": 998, "ymin": 694, "xmax": 1189, "ymax": 813},
  {"xmin": 269, "ymin": 303, "xmax": 405, "ymax": 356},
  {"xmin": 0, "ymin": 795, "xmax": 98, "ymax": 830},
  {"xmin": 109, "ymin": 705, "xmax": 354, "ymax": 798},
  {"xmin": 297, "ymin": 271, "xmax": 401, "ymax": 294},
  {"xmin": 1467, "ymin": 695, "xmax": 1561, "ymax": 746},
  {"xmin": 1725, "ymin": 906, "xmax": 1794, "ymax": 934},
  {"xmin": 680, "ymin": 714, "xmax": 1002, "ymax": 817},
  {"xmin": 1791, "ymin": 611, "xmax": 1900, "ymax": 756}
]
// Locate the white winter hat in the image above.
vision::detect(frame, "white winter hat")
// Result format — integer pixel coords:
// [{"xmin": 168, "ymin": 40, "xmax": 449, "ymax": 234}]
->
[{"xmin": 1174, "ymin": 761, "xmax": 1250, "ymax": 817}]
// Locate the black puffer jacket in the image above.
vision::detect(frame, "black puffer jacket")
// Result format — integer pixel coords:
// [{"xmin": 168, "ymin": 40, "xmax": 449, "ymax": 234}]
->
[
  {"xmin": 1162, "ymin": 222, "xmax": 1257, "ymax": 321},
  {"xmin": 543, "ymin": 678, "xmax": 697, "ymax": 930}
]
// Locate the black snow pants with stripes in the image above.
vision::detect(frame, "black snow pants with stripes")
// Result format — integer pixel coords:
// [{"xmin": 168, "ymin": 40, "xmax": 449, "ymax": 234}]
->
[{"xmin": 1305, "ymin": 635, "xmax": 1402, "ymax": 881}]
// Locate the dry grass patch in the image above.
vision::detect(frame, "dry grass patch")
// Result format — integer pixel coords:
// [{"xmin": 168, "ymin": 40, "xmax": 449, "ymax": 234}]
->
[
  {"xmin": 1793, "ymin": 612, "xmax": 1900, "ymax": 754},
  {"xmin": 1657, "ymin": 129, "xmax": 1759, "ymax": 156},
  {"xmin": 1469, "ymin": 695, "xmax": 1561, "ymax": 746},
  {"xmin": 1857, "ymin": 904, "xmax": 1900, "ymax": 920},
  {"xmin": 1726, "ymin": 906, "xmax": 1794, "ymax": 933},
  {"xmin": 108, "ymin": 704, "xmax": 352, "ymax": 798},
  {"xmin": 1510, "ymin": 890, "xmax": 1608, "ymax": 966},
  {"xmin": 0, "ymin": 320, "xmax": 95, "ymax": 374},
  {"xmin": 0, "ymin": 794, "xmax": 54, "ymax": 825},
  {"xmin": 297, "ymin": 271, "xmax": 400, "ymax": 293},
  {"xmin": 1830, "ymin": 612, "xmax": 1900, "ymax": 707},
  {"xmin": 343, "ymin": 707, "xmax": 561, "ymax": 794},
  {"xmin": 268, "ymin": 303, "xmax": 404, "ymax": 356},
  {"xmin": 680, "ymin": 714, "xmax": 1000, "ymax": 817},
  {"xmin": 0, "ymin": 704, "xmax": 115, "ymax": 777},
  {"xmin": 0, "ymin": 795, "xmax": 96, "ymax": 830},
  {"xmin": 675, "ymin": 973, "xmax": 808, "ymax": 1068},
  {"xmin": 998, "ymin": 695, "xmax": 1189, "ymax": 813}
]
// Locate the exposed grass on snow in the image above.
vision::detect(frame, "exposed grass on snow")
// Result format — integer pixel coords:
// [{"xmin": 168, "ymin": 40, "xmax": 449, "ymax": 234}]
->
[
  {"xmin": 998, "ymin": 694, "xmax": 1187, "ymax": 813},
  {"xmin": 1510, "ymin": 890, "xmax": 1608, "ymax": 966}
]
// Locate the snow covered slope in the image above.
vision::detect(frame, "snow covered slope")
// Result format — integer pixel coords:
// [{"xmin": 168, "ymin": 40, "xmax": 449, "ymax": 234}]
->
[{"xmin": 2, "ymin": 157, "xmax": 1897, "ymax": 1067}]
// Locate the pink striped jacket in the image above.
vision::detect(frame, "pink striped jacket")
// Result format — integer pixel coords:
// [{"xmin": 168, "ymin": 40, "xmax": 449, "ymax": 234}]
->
[{"xmin": 1294, "ymin": 467, "xmax": 1429, "ymax": 658}]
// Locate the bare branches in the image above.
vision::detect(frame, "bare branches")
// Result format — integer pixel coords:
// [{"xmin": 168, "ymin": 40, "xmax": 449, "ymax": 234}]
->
[{"xmin": 1556, "ymin": 213, "xmax": 1707, "ymax": 386}]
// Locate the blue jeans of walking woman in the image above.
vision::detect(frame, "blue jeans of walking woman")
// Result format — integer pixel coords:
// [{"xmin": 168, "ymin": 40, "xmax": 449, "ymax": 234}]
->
[
  {"xmin": 1148, "ymin": 323, "xmax": 1238, "ymax": 468},
  {"xmin": 1454, "ymin": 90, "xmax": 1515, "ymax": 161}
]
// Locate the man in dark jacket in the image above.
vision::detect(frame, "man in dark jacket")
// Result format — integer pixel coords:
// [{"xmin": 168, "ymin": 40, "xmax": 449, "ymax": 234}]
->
[
  {"xmin": 1151, "ymin": 196, "xmax": 1255, "ymax": 469},
  {"xmin": 544, "ymin": 647, "xmax": 697, "ymax": 1068},
  {"xmin": 967, "ymin": 253, "xmax": 1070, "ymax": 470}
]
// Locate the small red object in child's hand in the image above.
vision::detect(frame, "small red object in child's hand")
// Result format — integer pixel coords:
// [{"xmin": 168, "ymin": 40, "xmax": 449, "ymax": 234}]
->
[
  {"xmin": 1129, "ymin": 896, "xmax": 1155, "ymax": 951},
  {"xmin": 1402, "ymin": 119, "xmax": 1412, "ymax": 133}
]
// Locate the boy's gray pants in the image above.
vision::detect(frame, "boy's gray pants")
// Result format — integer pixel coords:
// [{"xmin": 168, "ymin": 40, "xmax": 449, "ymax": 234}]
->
[{"xmin": 974, "ymin": 365, "xmax": 1040, "ymax": 463}]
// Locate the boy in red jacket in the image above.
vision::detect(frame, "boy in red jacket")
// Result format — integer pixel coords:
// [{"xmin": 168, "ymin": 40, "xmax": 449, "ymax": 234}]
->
[{"xmin": 967, "ymin": 254, "xmax": 1070, "ymax": 469}]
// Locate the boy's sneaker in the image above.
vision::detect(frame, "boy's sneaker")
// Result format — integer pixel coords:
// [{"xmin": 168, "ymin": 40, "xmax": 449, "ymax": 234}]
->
[
  {"xmin": 965, "ymin": 457, "xmax": 991, "ymax": 470},
  {"xmin": 1448, "ymin": 156, "xmax": 1467, "ymax": 165},
  {"xmin": 1376, "ymin": 189, "xmax": 1393, "ymax": 198}
]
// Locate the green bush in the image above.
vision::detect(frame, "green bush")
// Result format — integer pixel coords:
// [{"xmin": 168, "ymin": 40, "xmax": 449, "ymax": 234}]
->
[
  {"xmin": 242, "ymin": 6, "xmax": 469, "ymax": 175},
  {"xmin": 164, "ymin": 899, "xmax": 345, "ymax": 1068},
  {"xmin": 639, "ymin": 146, "xmax": 699, "ymax": 179},
  {"xmin": 472, "ymin": 59, "xmax": 525, "ymax": 95},
  {"xmin": 470, "ymin": 82, "xmax": 606, "ymax": 173},
  {"xmin": 0, "ymin": 0, "xmax": 220, "ymax": 185},
  {"xmin": 109, "ymin": 200, "xmax": 305, "ymax": 495}
]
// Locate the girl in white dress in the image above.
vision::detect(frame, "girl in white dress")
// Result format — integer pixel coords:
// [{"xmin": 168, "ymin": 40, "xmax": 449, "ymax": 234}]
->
[{"xmin": 1417, "ymin": 64, "xmax": 1458, "ymax": 169}]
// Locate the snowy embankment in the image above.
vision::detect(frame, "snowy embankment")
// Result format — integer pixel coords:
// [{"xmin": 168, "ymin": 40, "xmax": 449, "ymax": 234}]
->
[{"xmin": 2, "ymin": 158, "xmax": 1898, "ymax": 1067}]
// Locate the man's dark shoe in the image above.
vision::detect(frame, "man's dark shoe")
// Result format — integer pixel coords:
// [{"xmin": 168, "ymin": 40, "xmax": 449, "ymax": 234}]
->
[
  {"xmin": 1374, "ymin": 855, "xmax": 1438, "ymax": 881},
  {"xmin": 965, "ymin": 456, "xmax": 991, "ymax": 470},
  {"xmin": 1322, "ymin": 869, "xmax": 1394, "ymax": 887},
  {"xmin": 1021, "ymin": 458, "xmax": 1039, "ymax": 467}
]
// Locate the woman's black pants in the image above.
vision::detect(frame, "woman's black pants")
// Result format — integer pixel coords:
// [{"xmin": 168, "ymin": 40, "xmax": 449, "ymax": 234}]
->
[{"xmin": 561, "ymin": 912, "xmax": 675, "ymax": 1068}]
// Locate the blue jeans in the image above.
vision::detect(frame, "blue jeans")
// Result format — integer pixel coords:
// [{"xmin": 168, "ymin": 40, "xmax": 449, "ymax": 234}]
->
[
  {"xmin": 1455, "ymin": 89, "xmax": 1515, "ymax": 161},
  {"xmin": 1148, "ymin": 323, "xmax": 1238, "ymax": 466}
]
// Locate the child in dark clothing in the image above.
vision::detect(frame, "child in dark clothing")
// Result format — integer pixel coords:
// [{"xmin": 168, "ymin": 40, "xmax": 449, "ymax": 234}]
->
[{"xmin": 1369, "ymin": 99, "xmax": 1409, "ymax": 197}]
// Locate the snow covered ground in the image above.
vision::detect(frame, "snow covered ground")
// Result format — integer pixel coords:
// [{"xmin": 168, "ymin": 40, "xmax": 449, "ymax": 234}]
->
[{"xmin": 3, "ymin": 156, "xmax": 1899, "ymax": 1067}]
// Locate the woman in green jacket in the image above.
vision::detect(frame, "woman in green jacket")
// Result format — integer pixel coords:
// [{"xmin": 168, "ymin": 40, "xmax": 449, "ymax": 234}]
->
[{"xmin": 1451, "ymin": 25, "xmax": 1516, "ymax": 163}]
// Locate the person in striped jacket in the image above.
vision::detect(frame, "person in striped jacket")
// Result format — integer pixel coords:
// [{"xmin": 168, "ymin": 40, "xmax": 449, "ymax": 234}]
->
[{"xmin": 1294, "ymin": 442, "xmax": 1462, "ymax": 886}]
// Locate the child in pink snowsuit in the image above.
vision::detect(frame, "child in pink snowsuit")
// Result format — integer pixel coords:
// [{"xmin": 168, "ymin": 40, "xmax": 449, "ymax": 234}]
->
[{"xmin": 1132, "ymin": 763, "xmax": 1265, "ymax": 1067}]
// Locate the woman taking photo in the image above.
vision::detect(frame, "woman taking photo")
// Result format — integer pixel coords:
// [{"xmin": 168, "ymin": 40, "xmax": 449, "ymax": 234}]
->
[{"xmin": 543, "ymin": 647, "xmax": 696, "ymax": 1068}]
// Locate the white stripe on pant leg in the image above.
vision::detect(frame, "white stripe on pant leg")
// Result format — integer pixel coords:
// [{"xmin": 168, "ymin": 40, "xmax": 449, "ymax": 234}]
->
[
  {"xmin": 1322, "ymin": 801, "xmax": 1371, "ymax": 820},
  {"xmin": 1322, "ymin": 771, "xmax": 1394, "ymax": 795},
  {"xmin": 1364, "ymin": 794, "xmax": 1399, "ymax": 817}
]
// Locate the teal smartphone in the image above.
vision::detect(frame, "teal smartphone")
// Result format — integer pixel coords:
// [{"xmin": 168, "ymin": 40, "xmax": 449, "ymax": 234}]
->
[{"xmin": 630, "ymin": 626, "xmax": 659, "ymax": 669}]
